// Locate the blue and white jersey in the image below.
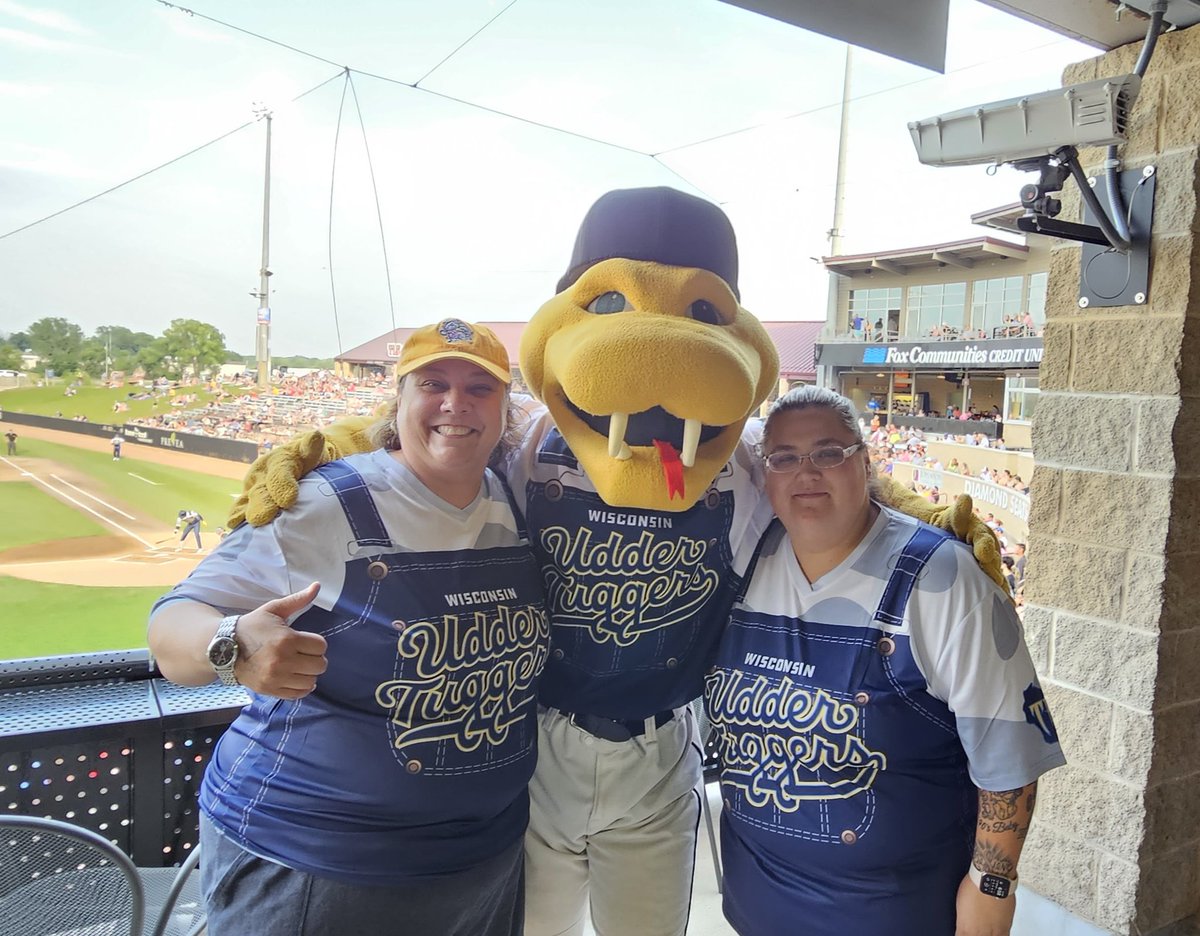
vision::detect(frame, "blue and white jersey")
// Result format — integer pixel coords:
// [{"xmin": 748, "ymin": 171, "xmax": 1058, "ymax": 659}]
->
[
  {"xmin": 505, "ymin": 409, "xmax": 774, "ymax": 719},
  {"xmin": 152, "ymin": 450, "xmax": 549, "ymax": 886},
  {"xmin": 709, "ymin": 506, "xmax": 1065, "ymax": 936}
]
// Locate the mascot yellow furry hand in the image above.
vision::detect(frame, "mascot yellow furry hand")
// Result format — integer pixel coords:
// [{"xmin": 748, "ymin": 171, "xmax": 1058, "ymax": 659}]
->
[
  {"xmin": 227, "ymin": 418, "xmax": 374, "ymax": 528},
  {"xmin": 874, "ymin": 483, "xmax": 1006, "ymax": 593}
]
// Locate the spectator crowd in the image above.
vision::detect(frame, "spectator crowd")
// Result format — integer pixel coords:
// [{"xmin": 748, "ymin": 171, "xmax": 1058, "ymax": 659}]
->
[
  {"xmin": 126, "ymin": 371, "xmax": 392, "ymax": 446},
  {"xmin": 863, "ymin": 417, "xmax": 1031, "ymax": 609}
]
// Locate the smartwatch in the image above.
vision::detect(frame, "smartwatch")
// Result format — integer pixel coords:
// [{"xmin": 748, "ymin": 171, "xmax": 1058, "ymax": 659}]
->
[
  {"xmin": 206, "ymin": 615, "xmax": 241, "ymax": 686},
  {"xmin": 969, "ymin": 862, "xmax": 1016, "ymax": 899}
]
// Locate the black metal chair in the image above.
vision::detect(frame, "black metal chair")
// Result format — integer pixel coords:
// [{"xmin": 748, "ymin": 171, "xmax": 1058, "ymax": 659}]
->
[{"xmin": 0, "ymin": 815, "xmax": 204, "ymax": 936}]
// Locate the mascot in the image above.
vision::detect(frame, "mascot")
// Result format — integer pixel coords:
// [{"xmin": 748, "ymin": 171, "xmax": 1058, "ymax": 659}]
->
[{"xmin": 232, "ymin": 186, "xmax": 1001, "ymax": 936}]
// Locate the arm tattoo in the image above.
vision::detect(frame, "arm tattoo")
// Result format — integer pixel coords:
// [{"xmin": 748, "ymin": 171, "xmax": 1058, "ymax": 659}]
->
[
  {"xmin": 973, "ymin": 783, "xmax": 1036, "ymax": 873},
  {"xmin": 972, "ymin": 839, "xmax": 1018, "ymax": 877},
  {"xmin": 978, "ymin": 787, "xmax": 1022, "ymax": 820},
  {"xmin": 976, "ymin": 819, "xmax": 1021, "ymax": 836}
]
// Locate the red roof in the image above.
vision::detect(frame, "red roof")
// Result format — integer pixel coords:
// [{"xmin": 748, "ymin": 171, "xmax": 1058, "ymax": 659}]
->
[
  {"xmin": 338, "ymin": 322, "xmax": 527, "ymax": 366},
  {"xmin": 339, "ymin": 319, "xmax": 823, "ymax": 381},
  {"xmin": 762, "ymin": 321, "xmax": 823, "ymax": 380}
]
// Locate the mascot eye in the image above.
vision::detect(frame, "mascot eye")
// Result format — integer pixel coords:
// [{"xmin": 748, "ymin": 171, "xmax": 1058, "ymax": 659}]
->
[
  {"xmin": 586, "ymin": 291, "xmax": 631, "ymax": 314},
  {"xmin": 688, "ymin": 300, "xmax": 726, "ymax": 326}
]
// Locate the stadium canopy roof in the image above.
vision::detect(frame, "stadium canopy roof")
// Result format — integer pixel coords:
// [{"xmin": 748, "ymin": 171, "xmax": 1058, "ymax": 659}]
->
[{"xmin": 721, "ymin": 0, "xmax": 1200, "ymax": 73}]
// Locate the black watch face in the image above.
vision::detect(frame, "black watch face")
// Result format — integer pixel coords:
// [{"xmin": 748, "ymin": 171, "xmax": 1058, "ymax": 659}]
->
[
  {"xmin": 209, "ymin": 638, "xmax": 237, "ymax": 668},
  {"xmin": 980, "ymin": 874, "xmax": 1012, "ymax": 898}
]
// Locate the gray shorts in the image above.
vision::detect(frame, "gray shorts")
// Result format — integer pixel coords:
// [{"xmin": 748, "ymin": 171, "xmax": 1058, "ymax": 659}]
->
[{"xmin": 200, "ymin": 817, "xmax": 525, "ymax": 936}]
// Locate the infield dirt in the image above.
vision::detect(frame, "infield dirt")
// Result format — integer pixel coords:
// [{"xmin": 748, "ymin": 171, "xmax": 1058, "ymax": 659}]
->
[{"xmin": 0, "ymin": 423, "xmax": 254, "ymax": 586}]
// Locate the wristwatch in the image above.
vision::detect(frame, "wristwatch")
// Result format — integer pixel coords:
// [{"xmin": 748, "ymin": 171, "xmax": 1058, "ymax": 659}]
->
[
  {"xmin": 969, "ymin": 862, "xmax": 1017, "ymax": 899},
  {"xmin": 206, "ymin": 615, "xmax": 241, "ymax": 686}
]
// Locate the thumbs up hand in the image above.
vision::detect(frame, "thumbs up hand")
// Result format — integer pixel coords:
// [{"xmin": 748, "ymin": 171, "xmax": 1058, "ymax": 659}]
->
[{"xmin": 234, "ymin": 582, "xmax": 328, "ymax": 699}]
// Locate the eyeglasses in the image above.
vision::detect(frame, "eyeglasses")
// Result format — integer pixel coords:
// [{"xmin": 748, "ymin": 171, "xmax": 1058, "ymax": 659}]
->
[{"xmin": 762, "ymin": 443, "xmax": 864, "ymax": 473}]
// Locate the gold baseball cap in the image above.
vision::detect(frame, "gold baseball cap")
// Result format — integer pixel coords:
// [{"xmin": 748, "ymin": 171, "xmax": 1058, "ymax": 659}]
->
[{"xmin": 394, "ymin": 319, "xmax": 511, "ymax": 384}]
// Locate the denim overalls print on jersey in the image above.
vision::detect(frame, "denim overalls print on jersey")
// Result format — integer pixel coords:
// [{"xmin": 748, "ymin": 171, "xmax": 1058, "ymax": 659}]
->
[
  {"xmin": 201, "ymin": 460, "xmax": 550, "ymax": 884},
  {"xmin": 706, "ymin": 523, "xmax": 976, "ymax": 936},
  {"xmin": 525, "ymin": 429, "xmax": 742, "ymax": 715}
]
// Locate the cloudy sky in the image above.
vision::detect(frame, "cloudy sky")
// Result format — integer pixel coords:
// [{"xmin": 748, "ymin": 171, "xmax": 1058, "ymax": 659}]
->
[{"xmin": 0, "ymin": 0, "xmax": 1094, "ymax": 356}]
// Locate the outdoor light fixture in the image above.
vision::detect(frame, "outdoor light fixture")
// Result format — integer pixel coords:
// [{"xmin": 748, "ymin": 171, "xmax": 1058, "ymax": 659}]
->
[{"xmin": 907, "ymin": 0, "xmax": 1170, "ymax": 307}]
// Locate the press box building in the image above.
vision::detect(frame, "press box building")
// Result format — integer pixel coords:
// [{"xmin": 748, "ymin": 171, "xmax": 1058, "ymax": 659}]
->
[{"xmin": 815, "ymin": 205, "xmax": 1050, "ymax": 449}]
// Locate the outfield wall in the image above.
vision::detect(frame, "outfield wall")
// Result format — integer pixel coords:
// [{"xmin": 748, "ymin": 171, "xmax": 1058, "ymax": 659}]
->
[
  {"xmin": 890, "ymin": 461, "xmax": 1029, "ymax": 546},
  {"xmin": 0, "ymin": 411, "xmax": 259, "ymax": 463}
]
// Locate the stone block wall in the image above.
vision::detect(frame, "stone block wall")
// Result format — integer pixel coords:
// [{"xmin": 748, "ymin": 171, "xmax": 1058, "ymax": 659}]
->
[{"xmin": 1021, "ymin": 24, "xmax": 1200, "ymax": 936}]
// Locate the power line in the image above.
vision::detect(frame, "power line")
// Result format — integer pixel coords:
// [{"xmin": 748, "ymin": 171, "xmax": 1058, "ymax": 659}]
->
[
  {"xmin": 649, "ymin": 157, "xmax": 720, "ymax": 204},
  {"xmin": 347, "ymin": 72, "xmax": 398, "ymax": 341},
  {"xmin": 154, "ymin": 0, "xmax": 344, "ymax": 70},
  {"xmin": 652, "ymin": 37, "xmax": 1080, "ymax": 157},
  {"xmin": 0, "ymin": 70, "xmax": 346, "ymax": 242},
  {"xmin": 148, "ymin": 2, "xmax": 1082, "ymax": 194},
  {"xmin": 357, "ymin": 72, "xmax": 654, "ymax": 158},
  {"xmin": 413, "ymin": 0, "xmax": 521, "ymax": 87},
  {"xmin": 8, "ymin": 3, "xmax": 1076, "ymax": 246},
  {"xmin": 152, "ymin": 1, "xmax": 663, "ymax": 158},
  {"xmin": 326, "ymin": 72, "xmax": 350, "ymax": 357}
]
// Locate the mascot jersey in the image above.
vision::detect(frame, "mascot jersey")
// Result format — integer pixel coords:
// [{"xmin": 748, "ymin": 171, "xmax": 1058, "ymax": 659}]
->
[
  {"xmin": 708, "ymin": 507, "xmax": 1065, "ymax": 936},
  {"xmin": 506, "ymin": 407, "xmax": 774, "ymax": 720},
  {"xmin": 151, "ymin": 450, "xmax": 549, "ymax": 886}
]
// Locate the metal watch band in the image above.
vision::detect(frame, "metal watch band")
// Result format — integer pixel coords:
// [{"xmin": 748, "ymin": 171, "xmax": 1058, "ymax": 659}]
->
[{"xmin": 211, "ymin": 614, "xmax": 241, "ymax": 687}]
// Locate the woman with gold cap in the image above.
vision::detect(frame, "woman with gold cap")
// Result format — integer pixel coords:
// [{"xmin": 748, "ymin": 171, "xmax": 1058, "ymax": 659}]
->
[{"xmin": 148, "ymin": 320, "xmax": 549, "ymax": 936}]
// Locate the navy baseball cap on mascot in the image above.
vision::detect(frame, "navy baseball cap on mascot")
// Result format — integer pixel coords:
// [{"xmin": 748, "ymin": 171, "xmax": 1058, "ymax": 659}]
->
[{"xmin": 519, "ymin": 187, "xmax": 779, "ymax": 512}]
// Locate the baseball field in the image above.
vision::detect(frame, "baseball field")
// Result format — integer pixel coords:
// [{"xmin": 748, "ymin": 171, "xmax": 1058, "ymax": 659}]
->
[{"xmin": 0, "ymin": 421, "xmax": 249, "ymax": 659}]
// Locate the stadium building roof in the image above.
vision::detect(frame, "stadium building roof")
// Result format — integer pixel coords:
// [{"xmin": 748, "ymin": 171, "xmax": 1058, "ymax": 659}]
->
[
  {"xmin": 337, "ymin": 319, "xmax": 824, "ymax": 381},
  {"xmin": 821, "ymin": 236, "xmax": 1028, "ymax": 278},
  {"xmin": 338, "ymin": 323, "xmax": 529, "ymax": 369},
  {"xmin": 762, "ymin": 321, "xmax": 823, "ymax": 380}
]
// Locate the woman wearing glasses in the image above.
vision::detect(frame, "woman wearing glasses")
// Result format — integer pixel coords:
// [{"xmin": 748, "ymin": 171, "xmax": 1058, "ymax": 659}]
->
[{"xmin": 705, "ymin": 386, "xmax": 1064, "ymax": 936}]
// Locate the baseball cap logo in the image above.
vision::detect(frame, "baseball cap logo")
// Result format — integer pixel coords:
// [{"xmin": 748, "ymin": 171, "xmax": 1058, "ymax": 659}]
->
[{"xmin": 438, "ymin": 319, "xmax": 474, "ymax": 343}]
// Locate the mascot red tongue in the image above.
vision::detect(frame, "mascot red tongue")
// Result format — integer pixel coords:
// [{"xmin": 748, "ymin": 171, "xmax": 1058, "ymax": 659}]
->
[{"xmin": 518, "ymin": 187, "xmax": 779, "ymax": 511}]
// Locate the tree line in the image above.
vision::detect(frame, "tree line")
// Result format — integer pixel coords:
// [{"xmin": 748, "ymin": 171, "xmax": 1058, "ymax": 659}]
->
[{"xmin": 0, "ymin": 318, "xmax": 333, "ymax": 380}]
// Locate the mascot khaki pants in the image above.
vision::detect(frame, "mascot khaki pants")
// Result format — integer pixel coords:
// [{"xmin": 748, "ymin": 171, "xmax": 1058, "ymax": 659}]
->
[{"xmin": 525, "ymin": 705, "xmax": 702, "ymax": 936}]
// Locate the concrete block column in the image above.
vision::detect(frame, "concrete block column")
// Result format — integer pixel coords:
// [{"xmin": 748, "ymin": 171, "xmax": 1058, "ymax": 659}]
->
[{"xmin": 1020, "ymin": 25, "xmax": 1200, "ymax": 936}]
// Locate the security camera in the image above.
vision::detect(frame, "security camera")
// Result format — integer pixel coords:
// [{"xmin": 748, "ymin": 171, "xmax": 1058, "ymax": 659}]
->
[{"xmin": 907, "ymin": 74, "xmax": 1140, "ymax": 168}]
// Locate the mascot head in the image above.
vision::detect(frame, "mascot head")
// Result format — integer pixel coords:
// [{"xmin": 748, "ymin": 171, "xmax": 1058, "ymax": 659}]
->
[{"xmin": 519, "ymin": 187, "xmax": 779, "ymax": 512}]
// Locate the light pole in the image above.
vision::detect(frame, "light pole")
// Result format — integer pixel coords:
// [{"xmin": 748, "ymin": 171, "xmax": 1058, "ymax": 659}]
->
[
  {"xmin": 253, "ymin": 105, "xmax": 273, "ymax": 389},
  {"xmin": 820, "ymin": 46, "xmax": 854, "ymax": 391}
]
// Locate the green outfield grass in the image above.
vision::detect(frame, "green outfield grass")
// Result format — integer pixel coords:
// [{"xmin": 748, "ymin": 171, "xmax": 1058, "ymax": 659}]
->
[
  {"xmin": 0, "ymin": 381, "xmax": 249, "ymax": 424},
  {"xmin": 0, "ymin": 434, "xmax": 241, "ymax": 656},
  {"xmin": 10, "ymin": 437, "xmax": 242, "ymax": 529},
  {"xmin": 0, "ymin": 575, "xmax": 160, "ymax": 657},
  {"xmin": 0, "ymin": 482, "xmax": 109, "ymax": 551}
]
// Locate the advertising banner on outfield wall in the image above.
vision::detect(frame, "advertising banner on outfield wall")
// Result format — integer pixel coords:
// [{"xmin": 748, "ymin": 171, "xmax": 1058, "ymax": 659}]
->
[
  {"xmin": 0, "ymin": 411, "xmax": 260, "ymax": 463},
  {"xmin": 891, "ymin": 462, "xmax": 1030, "ymax": 544}
]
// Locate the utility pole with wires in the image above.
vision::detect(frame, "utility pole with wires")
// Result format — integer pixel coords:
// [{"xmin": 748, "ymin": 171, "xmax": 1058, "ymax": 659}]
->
[{"xmin": 252, "ymin": 105, "xmax": 273, "ymax": 389}]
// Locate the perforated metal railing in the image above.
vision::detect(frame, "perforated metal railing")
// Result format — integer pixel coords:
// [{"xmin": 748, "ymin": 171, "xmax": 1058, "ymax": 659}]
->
[{"xmin": 0, "ymin": 650, "xmax": 246, "ymax": 867}]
